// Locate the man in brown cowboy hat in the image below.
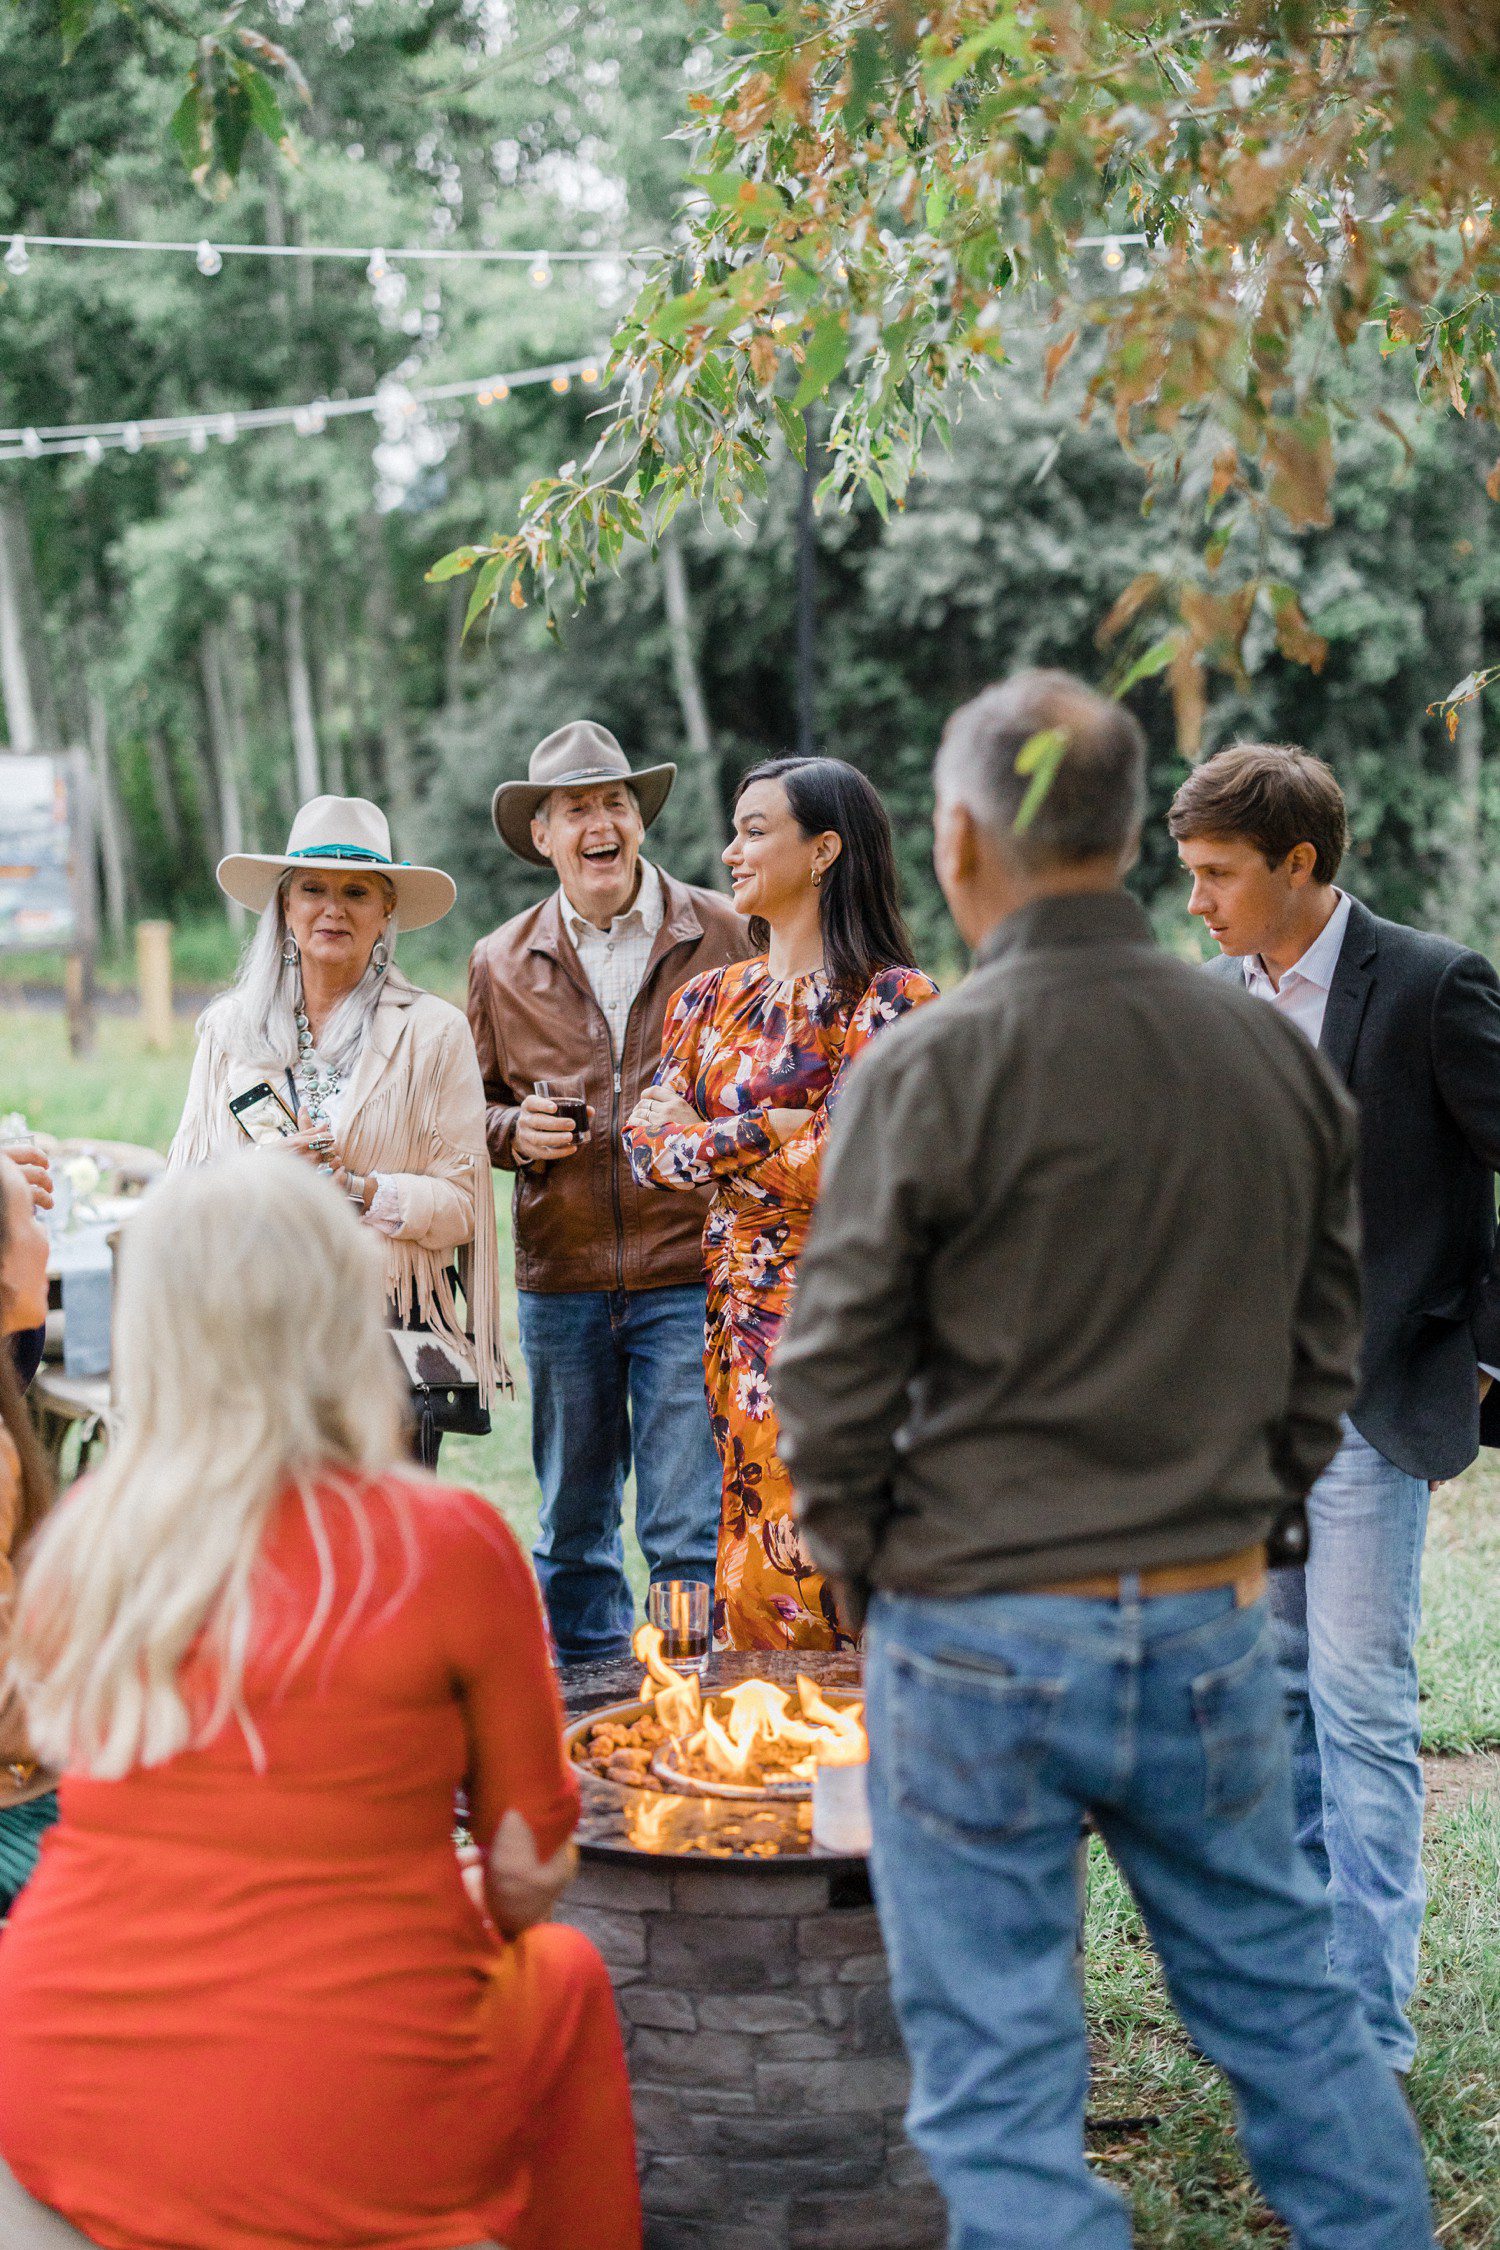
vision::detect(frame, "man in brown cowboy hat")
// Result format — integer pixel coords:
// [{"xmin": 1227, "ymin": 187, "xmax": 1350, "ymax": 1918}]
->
[{"xmin": 468, "ymin": 721, "xmax": 752, "ymax": 1663}]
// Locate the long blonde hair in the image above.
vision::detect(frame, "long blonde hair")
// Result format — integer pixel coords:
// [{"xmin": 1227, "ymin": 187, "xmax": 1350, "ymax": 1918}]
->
[{"xmin": 12, "ymin": 1152, "xmax": 408, "ymax": 1779}]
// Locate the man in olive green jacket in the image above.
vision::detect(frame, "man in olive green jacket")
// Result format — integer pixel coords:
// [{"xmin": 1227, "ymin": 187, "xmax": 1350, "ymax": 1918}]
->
[{"xmin": 772, "ymin": 672, "xmax": 1433, "ymax": 2250}]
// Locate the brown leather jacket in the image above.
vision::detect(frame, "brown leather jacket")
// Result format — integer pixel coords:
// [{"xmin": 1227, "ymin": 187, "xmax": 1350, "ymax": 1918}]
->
[{"xmin": 467, "ymin": 873, "xmax": 753, "ymax": 1294}]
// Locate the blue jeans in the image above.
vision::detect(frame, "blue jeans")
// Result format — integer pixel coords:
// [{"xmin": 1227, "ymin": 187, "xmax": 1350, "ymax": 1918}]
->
[
  {"xmin": 518, "ymin": 1284, "xmax": 720, "ymax": 1664},
  {"xmin": 1268, "ymin": 1421, "xmax": 1430, "ymax": 2070},
  {"xmin": 865, "ymin": 1584, "xmax": 1434, "ymax": 2250}
]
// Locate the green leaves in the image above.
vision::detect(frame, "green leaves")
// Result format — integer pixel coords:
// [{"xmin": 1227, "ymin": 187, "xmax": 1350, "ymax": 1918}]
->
[
  {"xmin": 792, "ymin": 311, "xmax": 849, "ymax": 409},
  {"xmin": 424, "ymin": 547, "xmax": 485, "ymax": 585},
  {"xmin": 54, "ymin": 2, "xmax": 308, "ymax": 191},
  {"xmin": 1012, "ymin": 727, "xmax": 1068, "ymax": 834}
]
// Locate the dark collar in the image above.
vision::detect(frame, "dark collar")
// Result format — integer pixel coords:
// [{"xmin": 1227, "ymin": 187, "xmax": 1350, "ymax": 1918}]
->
[{"xmin": 976, "ymin": 889, "xmax": 1156, "ymax": 969}]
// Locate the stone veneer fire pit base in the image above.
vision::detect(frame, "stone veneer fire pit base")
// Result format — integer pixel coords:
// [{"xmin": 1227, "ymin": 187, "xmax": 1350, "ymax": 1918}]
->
[{"xmin": 555, "ymin": 1852, "xmax": 946, "ymax": 2249}]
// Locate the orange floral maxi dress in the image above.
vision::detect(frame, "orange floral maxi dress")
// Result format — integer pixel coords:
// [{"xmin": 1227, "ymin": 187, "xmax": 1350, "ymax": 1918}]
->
[{"xmin": 625, "ymin": 959, "xmax": 937, "ymax": 1651}]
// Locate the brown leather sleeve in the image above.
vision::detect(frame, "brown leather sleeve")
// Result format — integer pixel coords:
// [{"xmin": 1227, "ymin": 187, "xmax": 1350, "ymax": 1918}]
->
[{"xmin": 466, "ymin": 945, "xmax": 523, "ymax": 1171}]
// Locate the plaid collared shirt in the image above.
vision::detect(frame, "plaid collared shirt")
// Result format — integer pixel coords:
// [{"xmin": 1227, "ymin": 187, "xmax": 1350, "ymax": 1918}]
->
[{"xmin": 561, "ymin": 860, "xmax": 665, "ymax": 1065}]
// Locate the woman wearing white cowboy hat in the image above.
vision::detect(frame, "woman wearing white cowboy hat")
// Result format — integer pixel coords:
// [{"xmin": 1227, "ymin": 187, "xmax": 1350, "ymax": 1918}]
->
[{"xmin": 170, "ymin": 797, "xmax": 507, "ymax": 1455}]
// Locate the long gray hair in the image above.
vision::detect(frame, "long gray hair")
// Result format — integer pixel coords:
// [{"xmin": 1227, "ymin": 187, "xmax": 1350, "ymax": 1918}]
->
[{"xmin": 202, "ymin": 871, "xmax": 405, "ymax": 1078}]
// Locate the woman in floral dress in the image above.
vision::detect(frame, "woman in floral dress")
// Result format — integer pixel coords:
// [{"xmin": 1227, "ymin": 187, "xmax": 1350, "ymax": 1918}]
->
[{"xmin": 625, "ymin": 758, "xmax": 936, "ymax": 1650}]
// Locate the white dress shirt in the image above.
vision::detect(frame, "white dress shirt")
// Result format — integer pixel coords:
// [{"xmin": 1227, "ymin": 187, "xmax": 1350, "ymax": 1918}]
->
[
  {"xmin": 561, "ymin": 859, "xmax": 665, "ymax": 1064},
  {"xmin": 1240, "ymin": 890, "xmax": 1352, "ymax": 1047}
]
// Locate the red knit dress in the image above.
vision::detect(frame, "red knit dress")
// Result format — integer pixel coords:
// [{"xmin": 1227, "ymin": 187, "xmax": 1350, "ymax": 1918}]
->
[{"xmin": 0, "ymin": 1474, "xmax": 640, "ymax": 2250}]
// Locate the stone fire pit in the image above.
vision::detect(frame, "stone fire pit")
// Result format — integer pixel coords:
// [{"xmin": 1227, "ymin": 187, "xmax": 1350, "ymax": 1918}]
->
[{"xmin": 554, "ymin": 1651, "xmax": 944, "ymax": 2250}]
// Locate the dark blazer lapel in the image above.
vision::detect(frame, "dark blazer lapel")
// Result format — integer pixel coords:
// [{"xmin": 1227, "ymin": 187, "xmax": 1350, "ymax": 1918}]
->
[{"xmin": 1318, "ymin": 898, "xmax": 1378, "ymax": 1085}]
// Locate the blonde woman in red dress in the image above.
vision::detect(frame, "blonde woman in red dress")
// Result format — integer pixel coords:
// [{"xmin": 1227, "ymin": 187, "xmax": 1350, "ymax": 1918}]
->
[
  {"xmin": 626, "ymin": 758, "xmax": 936, "ymax": 1652},
  {"xmin": 0, "ymin": 1153, "xmax": 639, "ymax": 2250}
]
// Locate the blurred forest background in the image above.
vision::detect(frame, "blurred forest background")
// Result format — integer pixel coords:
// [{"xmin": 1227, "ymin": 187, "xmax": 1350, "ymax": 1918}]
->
[{"xmin": 1, "ymin": 0, "xmax": 1495, "ymax": 987}]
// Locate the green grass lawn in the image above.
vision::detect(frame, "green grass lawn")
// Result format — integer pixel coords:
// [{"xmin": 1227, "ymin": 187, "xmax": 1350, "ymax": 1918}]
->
[{"xmin": 7, "ymin": 999, "xmax": 1498, "ymax": 2244}]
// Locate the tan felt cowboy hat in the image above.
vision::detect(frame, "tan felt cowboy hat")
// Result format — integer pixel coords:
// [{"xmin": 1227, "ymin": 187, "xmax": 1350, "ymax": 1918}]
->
[
  {"xmin": 217, "ymin": 797, "xmax": 458, "ymax": 932},
  {"xmin": 492, "ymin": 721, "xmax": 676, "ymax": 867}
]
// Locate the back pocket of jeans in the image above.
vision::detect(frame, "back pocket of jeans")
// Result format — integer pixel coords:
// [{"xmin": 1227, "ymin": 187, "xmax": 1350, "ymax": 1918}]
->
[
  {"xmin": 887, "ymin": 1643, "xmax": 1066, "ymax": 1844},
  {"xmin": 1190, "ymin": 1632, "xmax": 1283, "ymax": 1821}
]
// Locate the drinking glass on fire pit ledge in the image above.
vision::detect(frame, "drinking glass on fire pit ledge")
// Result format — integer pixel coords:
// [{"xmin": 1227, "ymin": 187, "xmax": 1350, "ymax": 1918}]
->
[{"xmin": 646, "ymin": 1578, "xmax": 710, "ymax": 1673}]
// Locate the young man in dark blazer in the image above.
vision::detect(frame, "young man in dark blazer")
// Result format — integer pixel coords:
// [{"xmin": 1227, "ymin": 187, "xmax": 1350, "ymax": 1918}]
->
[{"xmin": 1172, "ymin": 744, "xmax": 1500, "ymax": 2074}]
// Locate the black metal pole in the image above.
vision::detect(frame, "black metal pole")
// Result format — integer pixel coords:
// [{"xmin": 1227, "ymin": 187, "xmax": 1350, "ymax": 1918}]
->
[{"xmin": 795, "ymin": 415, "xmax": 817, "ymax": 759}]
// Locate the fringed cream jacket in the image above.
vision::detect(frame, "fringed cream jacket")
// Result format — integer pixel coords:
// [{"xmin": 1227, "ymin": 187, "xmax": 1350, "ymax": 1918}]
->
[{"xmin": 170, "ymin": 981, "xmax": 509, "ymax": 1401}]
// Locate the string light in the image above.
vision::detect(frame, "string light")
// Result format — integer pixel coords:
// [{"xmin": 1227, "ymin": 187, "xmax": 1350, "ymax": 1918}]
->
[
  {"xmin": 4, "ymin": 236, "xmax": 28, "ymax": 277},
  {"xmin": 529, "ymin": 253, "xmax": 552, "ymax": 289},
  {"xmin": 367, "ymin": 246, "xmax": 389, "ymax": 285},
  {"xmin": 0, "ymin": 355, "xmax": 605, "ymax": 462},
  {"xmin": 195, "ymin": 239, "xmax": 223, "ymax": 277},
  {"xmin": 1101, "ymin": 243, "xmax": 1126, "ymax": 270},
  {"xmin": 4, "ymin": 230, "xmax": 649, "ymax": 271},
  {"xmin": 1460, "ymin": 215, "xmax": 1478, "ymax": 240}
]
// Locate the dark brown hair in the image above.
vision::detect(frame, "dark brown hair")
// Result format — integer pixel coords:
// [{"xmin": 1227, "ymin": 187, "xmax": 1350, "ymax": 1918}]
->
[
  {"xmin": 1168, "ymin": 743, "xmax": 1347, "ymax": 884},
  {"xmin": 734, "ymin": 757, "xmax": 916, "ymax": 997},
  {"xmin": 0, "ymin": 1164, "xmax": 53, "ymax": 1554}
]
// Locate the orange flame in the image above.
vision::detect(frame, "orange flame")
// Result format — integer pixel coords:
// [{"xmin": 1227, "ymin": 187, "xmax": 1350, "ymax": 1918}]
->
[
  {"xmin": 632, "ymin": 1622, "xmax": 702, "ymax": 1738},
  {"xmin": 632, "ymin": 1628, "xmax": 868, "ymax": 1789}
]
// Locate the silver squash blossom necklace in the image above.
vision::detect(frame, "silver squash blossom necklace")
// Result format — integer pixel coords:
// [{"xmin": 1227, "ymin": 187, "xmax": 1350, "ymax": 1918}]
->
[{"xmin": 294, "ymin": 1002, "xmax": 343, "ymax": 1123}]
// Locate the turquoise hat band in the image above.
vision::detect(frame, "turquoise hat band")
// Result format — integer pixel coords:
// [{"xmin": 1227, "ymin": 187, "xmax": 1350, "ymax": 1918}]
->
[{"xmin": 287, "ymin": 844, "xmax": 410, "ymax": 868}]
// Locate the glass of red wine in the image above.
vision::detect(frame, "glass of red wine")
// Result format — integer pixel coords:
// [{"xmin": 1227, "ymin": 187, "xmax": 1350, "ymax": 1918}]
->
[{"xmin": 535, "ymin": 1077, "xmax": 590, "ymax": 1145}]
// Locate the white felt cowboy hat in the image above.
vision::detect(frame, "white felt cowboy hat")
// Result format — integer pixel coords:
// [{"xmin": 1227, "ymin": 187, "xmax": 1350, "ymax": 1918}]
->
[
  {"xmin": 216, "ymin": 797, "xmax": 458, "ymax": 932},
  {"xmin": 491, "ymin": 721, "xmax": 676, "ymax": 867}
]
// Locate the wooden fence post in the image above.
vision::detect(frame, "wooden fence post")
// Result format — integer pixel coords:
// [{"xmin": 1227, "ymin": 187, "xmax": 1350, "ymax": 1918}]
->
[{"xmin": 136, "ymin": 920, "xmax": 174, "ymax": 1053}]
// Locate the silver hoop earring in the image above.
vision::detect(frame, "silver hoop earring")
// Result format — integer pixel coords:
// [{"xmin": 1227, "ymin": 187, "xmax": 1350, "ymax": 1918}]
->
[
  {"xmin": 372, "ymin": 939, "xmax": 390, "ymax": 975},
  {"xmin": 281, "ymin": 936, "xmax": 300, "ymax": 968}
]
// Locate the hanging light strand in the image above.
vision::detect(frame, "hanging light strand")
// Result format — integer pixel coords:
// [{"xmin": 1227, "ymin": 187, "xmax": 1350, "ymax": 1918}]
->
[
  {"xmin": 1, "ymin": 231, "xmax": 650, "ymax": 271},
  {"xmin": 0, "ymin": 352, "xmax": 605, "ymax": 462}
]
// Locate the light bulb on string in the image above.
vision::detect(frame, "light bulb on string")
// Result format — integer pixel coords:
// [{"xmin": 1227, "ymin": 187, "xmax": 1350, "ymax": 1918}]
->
[
  {"xmin": 83, "ymin": 436, "xmax": 103, "ymax": 465},
  {"xmin": 529, "ymin": 253, "xmax": 552, "ymax": 289},
  {"xmin": 195, "ymin": 240, "xmax": 223, "ymax": 277},
  {"xmin": 122, "ymin": 424, "xmax": 142, "ymax": 454},
  {"xmin": 1102, "ymin": 242, "xmax": 1126, "ymax": 270},
  {"xmin": 580, "ymin": 365, "xmax": 599, "ymax": 385},
  {"xmin": 550, "ymin": 374, "xmax": 571, "ymax": 394},
  {"xmin": 306, "ymin": 402, "xmax": 327, "ymax": 434},
  {"xmin": 367, "ymin": 247, "xmax": 389, "ymax": 285},
  {"xmin": 20, "ymin": 430, "xmax": 42, "ymax": 459},
  {"xmin": 217, "ymin": 414, "xmax": 237, "ymax": 444},
  {"xmin": 188, "ymin": 425, "xmax": 208, "ymax": 453},
  {"xmin": 4, "ymin": 236, "xmax": 28, "ymax": 277}
]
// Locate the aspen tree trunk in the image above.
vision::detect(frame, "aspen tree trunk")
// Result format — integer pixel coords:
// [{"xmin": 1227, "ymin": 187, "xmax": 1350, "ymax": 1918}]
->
[
  {"xmin": 283, "ymin": 584, "xmax": 323, "ymax": 804},
  {"xmin": 0, "ymin": 496, "xmax": 57, "ymax": 753},
  {"xmin": 222, "ymin": 606, "xmax": 257, "ymax": 850},
  {"xmin": 365, "ymin": 553, "xmax": 417, "ymax": 847},
  {"xmin": 660, "ymin": 526, "xmax": 728, "ymax": 889},
  {"xmin": 145, "ymin": 730, "xmax": 185, "ymax": 854},
  {"xmin": 86, "ymin": 680, "xmax": 131, "ymax": 949},
  {"xmin": 199, "ymin": 626, "xmax": 247, "ymax": 928}
]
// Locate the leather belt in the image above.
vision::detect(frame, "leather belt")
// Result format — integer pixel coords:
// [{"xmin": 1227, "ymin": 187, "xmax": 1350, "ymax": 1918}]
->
[{"xmin": 1026, "ymin": 1543, "xmax": 1268, "ymax": 1607}]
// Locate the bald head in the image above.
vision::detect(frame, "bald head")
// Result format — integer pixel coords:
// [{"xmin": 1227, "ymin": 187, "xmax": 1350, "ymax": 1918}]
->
[{"xmin": 935, "ymin": 670, "xmax": 1146, "ymax": 872}]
